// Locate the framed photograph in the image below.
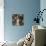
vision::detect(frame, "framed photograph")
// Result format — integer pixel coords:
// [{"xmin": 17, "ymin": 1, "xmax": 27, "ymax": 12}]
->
[{"xmin": 12, "ymin": 14, "xmax": 24, "ymax": 26}]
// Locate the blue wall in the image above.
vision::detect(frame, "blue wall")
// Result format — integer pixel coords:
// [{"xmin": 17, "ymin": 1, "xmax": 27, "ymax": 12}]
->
[{"xmin": 4, "ymin": 0, "xmax": 40, "ymax": 42}]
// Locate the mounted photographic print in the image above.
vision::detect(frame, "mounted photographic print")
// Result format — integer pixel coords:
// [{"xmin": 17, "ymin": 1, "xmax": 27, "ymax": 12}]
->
[{"xmin": 12, "ymin": 14, "xmax": 24, "ymax": 26}]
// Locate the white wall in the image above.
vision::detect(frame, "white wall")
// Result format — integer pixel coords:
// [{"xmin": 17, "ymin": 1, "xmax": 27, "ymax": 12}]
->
[
  {"xmin": 40, "ymin": 0, "xmax": 46, "ymax": 27},
  {"xmin": 0, "ymin": 0, "xmax": 4, "ymax": 42}
]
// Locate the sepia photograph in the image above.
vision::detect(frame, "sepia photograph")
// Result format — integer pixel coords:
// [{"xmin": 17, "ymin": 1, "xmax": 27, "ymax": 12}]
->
[{"xmin": 12, "ymin": 14, "xmax": 24, "ymax": 26}]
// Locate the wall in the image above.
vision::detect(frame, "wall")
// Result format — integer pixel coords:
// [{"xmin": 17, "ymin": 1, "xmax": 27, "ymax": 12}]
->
[
  {"xmin": 0, "ymin": 0, "xmax": 4, "ymax": 42},
  {"xmin": 40, "ymin": 0, "xmax": 46, "ymax": 27},
  {"xmin": 4, "ymin": 0, "xmax": 40, "ymax": 42}
]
